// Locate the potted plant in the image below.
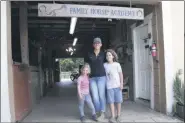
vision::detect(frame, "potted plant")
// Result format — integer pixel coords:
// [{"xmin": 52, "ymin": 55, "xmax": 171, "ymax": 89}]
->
[{"xmin": 173, "ymin": 69, "xmax": 184, "ymax": 119}]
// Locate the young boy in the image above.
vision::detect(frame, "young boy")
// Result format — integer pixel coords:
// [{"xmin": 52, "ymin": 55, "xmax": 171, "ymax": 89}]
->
[{"xmin": 104, "ymin": 49, "xmax": 124, "ymax": 123}]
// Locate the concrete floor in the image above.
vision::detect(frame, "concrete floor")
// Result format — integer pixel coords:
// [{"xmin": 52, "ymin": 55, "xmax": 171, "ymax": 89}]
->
[{"xmin": 23, "ymin": 81, "xmax": 183, "ymax": 122}]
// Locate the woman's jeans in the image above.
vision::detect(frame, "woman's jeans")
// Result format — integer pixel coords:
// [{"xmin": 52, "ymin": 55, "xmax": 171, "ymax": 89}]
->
[
  {"xmin": 78, "ymin": 94, "xmax": 96, "ymax": 117},
  {"xmin": 90, "ymin": 76, "xmax": 106, "ymax": 112}
]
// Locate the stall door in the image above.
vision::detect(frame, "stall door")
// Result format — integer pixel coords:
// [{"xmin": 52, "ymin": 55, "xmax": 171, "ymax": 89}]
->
[{"xmin": 135, "ymin": 24, "xmax": 151, "ymax": 100}]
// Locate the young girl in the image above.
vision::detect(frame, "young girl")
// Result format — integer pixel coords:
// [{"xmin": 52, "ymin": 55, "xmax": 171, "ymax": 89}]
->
[
  {"xmin": 77, "ymin": 63, "xmax": 98, "ymax": 123},
  {"xmin": 104, "ymin": 49, "xmax": 124, "ymax": 123}
]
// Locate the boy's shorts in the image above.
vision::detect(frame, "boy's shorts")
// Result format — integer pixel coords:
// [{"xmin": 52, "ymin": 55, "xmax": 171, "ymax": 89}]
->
[{"xmin": 107, "ymin": 87, "xmax": 123, "ymax": 104}]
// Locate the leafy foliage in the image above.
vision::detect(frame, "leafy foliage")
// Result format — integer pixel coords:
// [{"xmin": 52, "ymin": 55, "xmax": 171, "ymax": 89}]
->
[
  {"xmin": 59, "ymin": 58, "xmax": 84, "ymax": 72},
  {"xmin": 173, "ymin": 69, "xmax": 184, "ymax": 105}
]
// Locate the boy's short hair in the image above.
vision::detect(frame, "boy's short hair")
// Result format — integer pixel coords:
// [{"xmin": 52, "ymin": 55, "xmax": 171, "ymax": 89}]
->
[{"xmin": 106, "ymin": 49, "xmax": 119, "ymax": 62}]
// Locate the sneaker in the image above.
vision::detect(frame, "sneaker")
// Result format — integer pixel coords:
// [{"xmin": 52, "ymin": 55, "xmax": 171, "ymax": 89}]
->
[
  {"xmin": 80, "ymin": 116, "xmax": 86, "ymax": 123},
  {"xmin": 92, "ymin": 114, "xmax": 98, "ymax": 122},
  {"xmin": 96, "ymin": 112, "xmax": 101, "ymax": 117},
  {"xmin": 109, "ymin": 117, "xmax": 117, "ymax": 123},
  {"xmin": 116, "ymin": 115, "xmax": 121, "ymax": 123},
  {"xmin": 97, "ymin": 111, "xmax": 105, "ymax": 121}
]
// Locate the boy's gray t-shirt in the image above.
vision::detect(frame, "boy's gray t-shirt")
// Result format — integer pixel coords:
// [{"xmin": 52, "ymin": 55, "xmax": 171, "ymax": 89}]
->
[{"xmin": 104, "ymin": 62, "xmax": 122, "ymax": 89}]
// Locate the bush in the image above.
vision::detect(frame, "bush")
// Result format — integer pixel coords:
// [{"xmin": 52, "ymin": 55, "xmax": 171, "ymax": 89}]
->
[{"xmin": 173, "ymin": 69, "xmax": 184, "ymax": 105}]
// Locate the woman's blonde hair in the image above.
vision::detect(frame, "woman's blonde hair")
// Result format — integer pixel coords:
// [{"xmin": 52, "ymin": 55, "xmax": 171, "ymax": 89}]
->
[
  {"xmin": 106, "ymin": 49, "xmax": 119, "ymax": 62},
  {"xmin": 80, "ymin": 63, "xmax": 91, "ymax": 75}
]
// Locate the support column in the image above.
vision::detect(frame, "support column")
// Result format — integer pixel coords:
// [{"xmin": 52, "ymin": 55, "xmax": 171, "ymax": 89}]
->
[
  {"xmin": 1, "ymin": 1, "xmax": 15, "ymax": 122},
  {"xmin": 161, "ymin": 1, "xmax": 174, "ymax": 115},
  {"xmin": 48, "ymin": 50, "xmax": 53, "ymax": 87},
  {"xmin": 52, "ymin": 58, "xmax": 55, "ymax": 83},
  {"xmin": 20, "ymin": 3, "xmax": 29, "ymax": 64},
  {"xmin": 162, "ymin": 1, "xmax": 184, "ymax": 114},
  {"xmin": 152, "ymin": 2, "xmax": 167, "ymax": 114},
  {"xmin": 38, "ymin": 49, "xmax": 43, "ymax": 97},
  {"xmin": 47, "ymin": 49, "xmax": 51, "ymax": 87},
  {"xmin": 19, "ymin": 2, "xmax": 32, "ymax": 117},
  {"xmin": 51, "ymin": 57, "xmax": 54, "ymax": 83}
]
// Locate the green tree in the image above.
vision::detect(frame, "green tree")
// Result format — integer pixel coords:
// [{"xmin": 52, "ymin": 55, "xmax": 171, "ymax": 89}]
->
[
  {"xmin": 71, "ymin": 58, "xmax": 84, "ymax": 68},
  {"xmin": 59, "ymin": 58, "xmax": 84, "ymax": 72},
  {"xmin": 60, "ymin": 59, "xmax": 75, "ymax": 71}
]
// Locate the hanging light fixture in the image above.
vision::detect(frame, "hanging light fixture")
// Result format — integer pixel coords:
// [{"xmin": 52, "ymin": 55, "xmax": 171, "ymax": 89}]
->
[
  {"xmin": 66, "ymin": 46, "xmax": 76, "ymax": 55},
  {"xmin": 69, "ymin": 17, "xmax": 77, "ymax": 34},
  {"xmin": 72, "ymin": 38, "xmax": 78, "ymax": 46}
]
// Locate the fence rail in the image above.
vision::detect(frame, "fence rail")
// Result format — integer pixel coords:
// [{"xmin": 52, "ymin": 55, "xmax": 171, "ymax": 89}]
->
[{"xmin": 60, "ymin": 72, "xmax": 71, "ymax": 81}]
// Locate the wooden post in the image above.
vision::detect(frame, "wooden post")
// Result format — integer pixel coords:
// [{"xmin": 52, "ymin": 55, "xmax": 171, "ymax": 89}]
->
[{"xmin": 20, "ymin": 3, "xmax": 29, "ymax": 64}]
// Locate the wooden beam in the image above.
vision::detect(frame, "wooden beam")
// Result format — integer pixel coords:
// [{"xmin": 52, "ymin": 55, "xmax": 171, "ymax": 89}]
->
[
  {"xmin": 28, "ymin": 20, "xmax": 116, "ymax": 24},
  {"xmin": 28, "ymin": 25, "xmax": 111, "ymax": 30},
  {"xmin": 11, "ymin": 2, "xmax": 141, "ymax": 10},
  {"xmin": 46, "ymin": 43, "xmax": 84, "ymax": 49},
  {"xmin": 27, "ymin": 23, "xmax": 115, "ymax": 26},
  {"xmin": 37, "ymin": 28, "xmax": 109, "ymax": 32},
  {"xmin": 28, "ymin": 20, "xmax": 69, "ymax": 24}
]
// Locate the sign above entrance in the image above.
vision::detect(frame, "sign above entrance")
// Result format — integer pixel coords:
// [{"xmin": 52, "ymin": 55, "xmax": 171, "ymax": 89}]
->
[{"xmin": 38, "ymin": 4, "xmax": 144, "ymax": 20}]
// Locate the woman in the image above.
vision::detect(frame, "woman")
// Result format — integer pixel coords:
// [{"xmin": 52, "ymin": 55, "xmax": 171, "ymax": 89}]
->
[{"xmin": 85, "ymin": 37, "xmax": 106, "ymax": 121}]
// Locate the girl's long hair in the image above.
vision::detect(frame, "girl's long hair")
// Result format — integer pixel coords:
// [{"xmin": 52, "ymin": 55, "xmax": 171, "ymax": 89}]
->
[{"xmin": 106, "ymin": 49, "xmax": 119, "ymax": 62}]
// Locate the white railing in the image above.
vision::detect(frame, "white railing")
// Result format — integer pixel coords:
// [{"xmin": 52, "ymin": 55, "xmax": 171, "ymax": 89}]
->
[{"xmin": 60, "ymin": 72, "xmax": 71, "ymax": 81}]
